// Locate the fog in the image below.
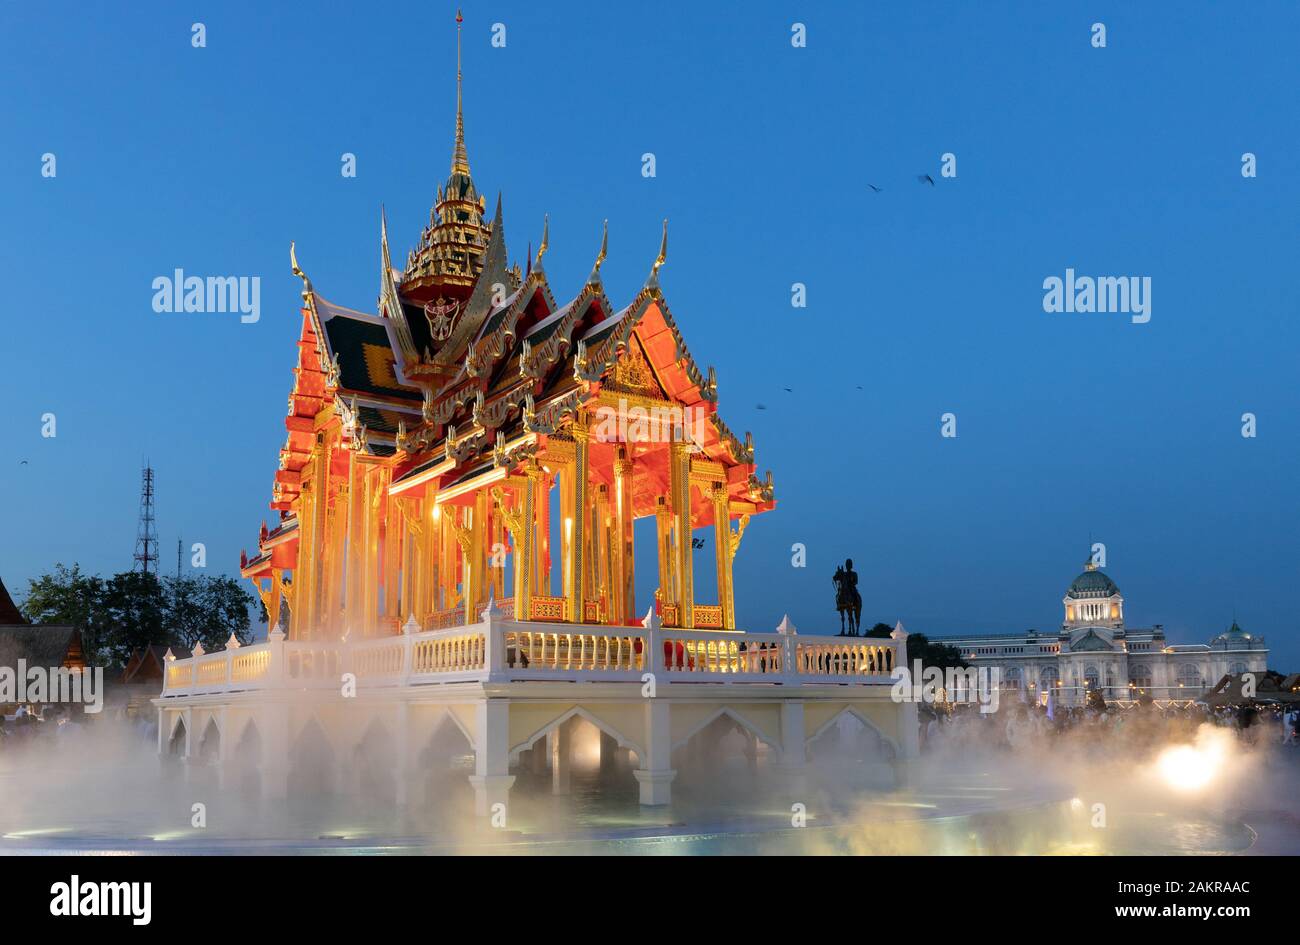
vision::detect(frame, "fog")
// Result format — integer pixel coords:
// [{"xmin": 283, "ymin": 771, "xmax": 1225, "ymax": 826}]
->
[{"xmin": 1, "ymin": 704, "xmax": 1294, "ymax": 854}]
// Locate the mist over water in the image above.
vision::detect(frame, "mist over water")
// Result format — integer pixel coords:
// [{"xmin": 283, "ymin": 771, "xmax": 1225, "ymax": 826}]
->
[{"xmin": 1, "ymin": 707, "xmax": 1295, "ymax": 854}]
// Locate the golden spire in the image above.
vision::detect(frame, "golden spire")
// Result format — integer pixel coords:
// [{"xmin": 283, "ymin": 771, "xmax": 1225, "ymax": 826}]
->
[
  {"xmin": 644, "ymin": 219, "xmax": 668, "ymax": 290},
  {"xmin": 534, "ymin": 214, "xmax": 549, "ymax": 270},
  {"xmin": 289, "ymin": 241, "xmax": 311, "ymax": 298},
  {"xmin": 451, "ymin": 9, "xmax": 470, "ymax": 176},
  {"xmin": 587, "ymin": 219, "xmax": 608, "ymax": 286}
]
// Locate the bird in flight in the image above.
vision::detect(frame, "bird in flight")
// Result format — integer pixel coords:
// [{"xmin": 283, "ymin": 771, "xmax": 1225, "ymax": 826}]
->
[
  {"xmin": 19, "ymin": 460, "xmax": 28, "ymax": 465},
  {"xmin": 868, "ymin": 184, "xmax": 883, "ymax": 193},
  {"xmin": 755, "ymin": 404, "xmax": 767, "ymax": 410},
  {"xmin": 917, "ymin": 174, "xmax": 936, "ymax": 186},
  {"xmin": 783, "ymin": 387, "xmax": 793, "ymax": 392}
]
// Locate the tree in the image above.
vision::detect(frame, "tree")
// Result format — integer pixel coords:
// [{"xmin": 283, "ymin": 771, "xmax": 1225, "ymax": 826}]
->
[
  {"xmin": 98, "ymin": 571, "xmax": 171, "ymax": 667},
  {"xmin": 865, "ymin": 622, "xmax": 893, "ymax": 638},
  {"xmin": 163, "ymin": 574, "xmax": 256, "ymax": 652},
  {"xmin": 20, "ymin": 563, "xmax": 109, "ymax": 660},
  {"xmin": 20, "ymin": 565, "xmax": 257, "ymax": 668}
]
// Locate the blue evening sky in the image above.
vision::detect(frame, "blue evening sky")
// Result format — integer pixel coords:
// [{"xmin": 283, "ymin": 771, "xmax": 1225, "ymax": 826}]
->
[{"xmin": 2, "ymin": 2, "xmax": 1297, "ymax": 664}]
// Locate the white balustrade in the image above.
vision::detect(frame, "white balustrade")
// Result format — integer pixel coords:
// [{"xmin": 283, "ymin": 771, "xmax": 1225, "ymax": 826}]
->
[{"xmin": 158, "ymin": 619, "xmax": 899, "ymax": 698}]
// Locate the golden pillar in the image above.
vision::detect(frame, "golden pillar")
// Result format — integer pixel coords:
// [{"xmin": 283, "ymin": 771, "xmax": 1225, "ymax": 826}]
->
[
  {"xmin": 470, "ymin": 490, "xmax": 488, "ymax": 611},
  {"xmin": 568, "ymin": 418, "xmax": 591, "ymax": 623},
  {"xmin": 383, "ymin": 490, "xmax": 402, "ymax": 626},
  {"xmin": 345, "ymin": 450, "xmax": 364, "ymax": 633},
  {"xmin": 655, "ymin": 495, "xmax": 673, "ymax": 620},
  {"xmin": 669, "ymin": 437, "xmax": 694, "ymax": 629},
  {"xmin": 594, "ymin": 484, "xmax": 611, "ymax": 622},
  {"xmin": 519, "ymin": 462, "xmax": 542, "ymax": 617},
  {"xmin": 267, "ymin": 571, "xmax": 284, "ymax": 633},
  {"xmin": 711, "ymin": 482, "xmax": 734, "ymax": 629},
  {"xmin": 295, "ymin": 433, "xmax": 330, "ymax": 639},
  {"xmin": 613, "ymin": 448, "xmax": 636, "ymax": 624},
  {"xmin": 537, "ymin": 471, "xmax": 552, "ymax": 595}
]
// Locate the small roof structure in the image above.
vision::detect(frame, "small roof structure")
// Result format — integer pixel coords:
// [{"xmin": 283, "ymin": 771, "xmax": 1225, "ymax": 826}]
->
[
  {"xmin": 0, "ymin": 576, "xmax": 26, "ymax": 625},
  {"xmin": 0, "ymin": 626, "xmax": 85, "ymax": 673}
]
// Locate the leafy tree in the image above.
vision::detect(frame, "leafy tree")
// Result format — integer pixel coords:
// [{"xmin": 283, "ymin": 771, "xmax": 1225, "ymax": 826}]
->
[
  {"xmin": 865, "ymin": 622, "xmax": 893, "ymax": 638},
  {"xmin": 20, "ymin": 565, "xmax": 256, "ymax": 667},
  {"xmin": 163, "ymin": 574, "xmax": 256, "ymax": 652},
  {"xmin": 98, "ymin": 571, "xmax": 170, "ymax": 667},
  {"xmin": 20, "ymin": 563, "xmax": 109, "ymax": 659}
]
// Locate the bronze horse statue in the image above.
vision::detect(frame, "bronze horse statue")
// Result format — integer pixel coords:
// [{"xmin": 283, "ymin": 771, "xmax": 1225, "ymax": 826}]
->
[{"xmin": 833, "ymin": 559, "xmax": 862, "ymax": 636}]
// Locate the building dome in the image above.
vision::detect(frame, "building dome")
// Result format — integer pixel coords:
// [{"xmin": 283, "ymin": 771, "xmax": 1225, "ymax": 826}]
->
[{"xmin": 1066, "ymin": 563, "xmax": 1119, "ymax": 600}]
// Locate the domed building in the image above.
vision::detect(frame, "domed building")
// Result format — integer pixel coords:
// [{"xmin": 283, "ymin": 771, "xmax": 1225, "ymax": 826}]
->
[{"xmin": 931, "ymin": 557, "xmax": 1269, "ymax": 707}]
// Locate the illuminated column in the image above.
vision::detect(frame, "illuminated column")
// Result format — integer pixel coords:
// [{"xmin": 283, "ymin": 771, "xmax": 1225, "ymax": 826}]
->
[
  {"xmin": 594, "ymin": 484, "xmax": 611, "ymax": 621},
  {"xmin": 711, "ymin": 482, "xmax": 734, "ymax": 629},
  {"xmin": 362, "ymin": 468, "xmax": 381, "ymax": 637},
  {"xmin": 345, "ymin": 450, "xmax": 364, "ymax": 633},
  {"xmin": 503, "ymin": 462, "xmax": 544, "ymax": 619},
  {"xmin": 568, "ymin": 417, "xmax": 591, "ymax": 622},
  {"xmin": 267, "ymin": 571, "xmax": 283, "ymax": 633},
  {"xmin": 613, "ymin": 448, "xmax": 636, "ymax": 625},
  {"xmin": 560, "ymin": 466, "xmax": 574, "ymax": 603},
  {"xmin": 383, "ymin": 491, "xmax": 402, "ymax": 625},
  {"xmin": 669, "ymin": 438, "xmax": 694, "ymax": 629},
  {"xmin": 470, "ymin": 491, "xmax": 488, "ymax": 611},
  {"xmin": 537, "ymin": 472, "xmax": 552, "ymax": 595},
  {"xmin": 440, "ymin": 502, "xmax": 458, "ymax": 610},
  {"xmin": 490, "ymin": 501, "xmax": 506, "ymax": 601},
  {"xmin": 655, "ymin": 496, "xmax": 673, "ymax": 619},
  {"xmin": 324, "ymin": 477, "xmax": 346, "ymax": 637}
]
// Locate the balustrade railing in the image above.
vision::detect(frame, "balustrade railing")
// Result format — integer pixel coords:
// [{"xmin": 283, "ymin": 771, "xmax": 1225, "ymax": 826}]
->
[{"xmin": 159, "ymin": 615, "xmax": 900, "ymax": 697}]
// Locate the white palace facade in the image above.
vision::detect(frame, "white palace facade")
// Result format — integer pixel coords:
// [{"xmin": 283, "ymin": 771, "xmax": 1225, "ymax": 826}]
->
[{"xmin": 931, "ymin": 560, "xmax": 1269, "ymax": 706}]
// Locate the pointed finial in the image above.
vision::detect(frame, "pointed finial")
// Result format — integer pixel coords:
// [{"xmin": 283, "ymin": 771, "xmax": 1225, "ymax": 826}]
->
[
  {"xmin": 588, "ymin": 219, "xmax": 608, "ymax": 286},
  {"xmin": 289, "ymin": 241, "xmax": 311, "ymax": 297},
  {"xmin": 534, "ymin": 214, "xmax": 549, "ymax": 270},
  {"xmin": 451, "ymin": 9, "xmax": 470, "ymax": 176},
  {"xmin": 645, "ymin": 219, "xmax": 668, "ymax": 289}
]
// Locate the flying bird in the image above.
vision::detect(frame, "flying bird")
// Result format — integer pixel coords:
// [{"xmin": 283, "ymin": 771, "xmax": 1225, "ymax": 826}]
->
[
  {"xmin": 868, "ymin": 184, "xmax": 883, "ymax": 193},
  {"xmin": 691, "ymin": 538, "xmax": 706, "ymax": 550},
  {"xmin": 917, "ymin": 174, "xmax": 935, "ymax": 187},
  {"xmin": 19, "ymin": 460, "xmax": 28, "ymax": 465},
  {"xmin": 755, "ymin": 404, "xmax": 767, "ymax": 410},
  {"xmin": 783, "ymin": 387, "xmax": 793, "ymax": 392}
]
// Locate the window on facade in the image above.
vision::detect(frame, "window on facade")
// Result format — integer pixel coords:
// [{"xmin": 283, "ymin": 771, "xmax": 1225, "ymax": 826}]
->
[
  {"xmin": 1129, "ymin": 664, "xmax": 1152, "ymax": 691},
  {"xmin": 1040, "ymin": 666, "xmax": 1059, "ymax": 689},
  {"xmin": 1084, "ymin": 665, "xmax": 1100, "ymax": 690},
  {"xmin": 1002, "ymin": 667, "xmax": 1022, "ymax": 690},
  {"xmin": 1177, "ymin": 664, "xmax": 1202, "ymax": 689},
  {"xmin": 1229, "ymin": 662, "xmax": 1248, "ymax": 676}
]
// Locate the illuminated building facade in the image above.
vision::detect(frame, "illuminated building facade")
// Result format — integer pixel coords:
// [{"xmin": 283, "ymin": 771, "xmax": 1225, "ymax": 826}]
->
[{"xmin": 932, "ymin": 559, "xmax": 1269, "ymax": 706}]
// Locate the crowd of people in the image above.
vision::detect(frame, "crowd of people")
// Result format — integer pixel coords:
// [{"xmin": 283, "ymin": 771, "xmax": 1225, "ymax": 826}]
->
[{"xmin": 920, "ymin": 696, "xmax": 1300, "ymax": 760}]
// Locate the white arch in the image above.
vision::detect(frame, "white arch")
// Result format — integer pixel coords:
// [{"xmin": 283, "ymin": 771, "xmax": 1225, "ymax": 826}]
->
[
  {"xmin": 509, "ymin": 706, "xmax": 643, "ymax": 764},
  {"xmin": 230, "ymin": 715, "xmax": 261, "ymax": 752},
  {"xmin": 671, "ymin": 706, "xmax": 780, "ymax": 753},
  {"xmin": 806, "ymin": 705, "xmax": 900, "ymax": 757},
  {"xmin": 167, "ymin": 712, "xmax": 187, "ymax": 743},
  {"xmin": 424, "ymin": 707, "xmax": 476, "ymax": 755}
]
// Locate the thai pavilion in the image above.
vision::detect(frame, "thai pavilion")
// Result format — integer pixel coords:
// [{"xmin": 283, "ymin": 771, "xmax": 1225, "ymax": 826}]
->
[{"xmin": 156, "ymin": 20, "xmax": 914, "ymax": 818}]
